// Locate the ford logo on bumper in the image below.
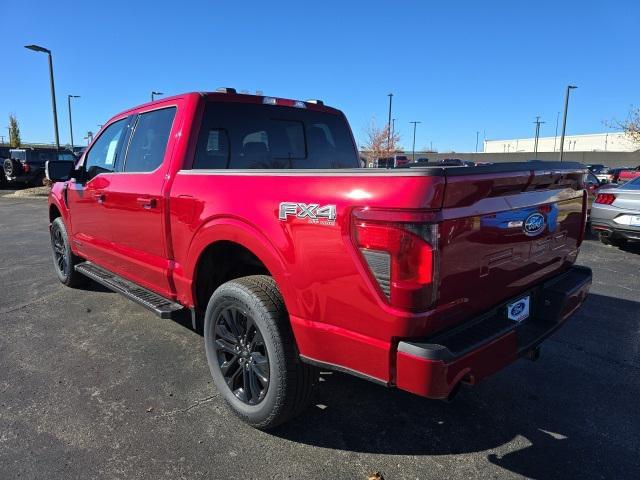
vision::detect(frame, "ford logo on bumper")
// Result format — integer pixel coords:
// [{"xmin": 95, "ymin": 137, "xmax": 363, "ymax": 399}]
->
[{"xmin": 523, "ymin": 212, "xmax": 545, "ymax": 236}]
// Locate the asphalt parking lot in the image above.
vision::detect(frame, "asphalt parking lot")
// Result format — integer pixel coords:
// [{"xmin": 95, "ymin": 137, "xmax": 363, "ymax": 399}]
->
[{"xmin": 1, "ymin": 195, "xmax": 639, "ymax": 480}]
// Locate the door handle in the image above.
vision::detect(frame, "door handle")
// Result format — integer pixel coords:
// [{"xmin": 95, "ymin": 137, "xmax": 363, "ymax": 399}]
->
[
  {"xmin": 94, "ymin": 193, "xmax": 105, "ymax": 204},
  {"xmin": 137, "ymin": 197, "xmax": 157, "ymax": 209}
]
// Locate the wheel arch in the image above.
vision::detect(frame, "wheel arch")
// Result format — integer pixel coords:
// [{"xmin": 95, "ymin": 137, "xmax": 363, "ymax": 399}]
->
[{"xmin": 183, "ymin": 218, "xmax": 296, "ymax": 318}]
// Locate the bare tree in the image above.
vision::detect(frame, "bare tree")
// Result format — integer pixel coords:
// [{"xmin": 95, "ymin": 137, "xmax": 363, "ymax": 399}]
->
[
  {"xmin": 8, "ymin": 113, "xmax": 21, "ymax": 147},
  {"xmin": 361, "ymin": 118, "xmax": 401, "ymax": 166},
  {"xmin": 611, "ymin": 106, "xmax": 640, "ymax": 150}
]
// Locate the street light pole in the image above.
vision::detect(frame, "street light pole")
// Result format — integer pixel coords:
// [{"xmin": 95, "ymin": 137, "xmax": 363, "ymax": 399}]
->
[
  {"xmin": 410, "ymin": 121, "xmax": 421, "ymax": 162},
  {"xmin": 533, "ymin": 116, "xmax": 545, "ymax": 159},
  {"xmin": 67, "ymin": 95, "xmax": 80, "ymax": 150},
  {"xmin": 475, "ymin": 131, "xmax": 479, "ymax": 152},
  {"xmin": 559, "ymin": 85, "xmax": 577, "ymax": 162},
  {"xmin": 387, "ymin": 93, "xmax": 393, "ymax": 156},
  {"xmin": 553, "ymin": 111, "xmax": 560, "ymax": 151},
  {"xmin": 391, "ymin": 118, "xmax": 396, "ymax": 140},
  {"xmin": 25, "ymin": 44, "xmax": 60, "ymax": 149},
  {"xmin": 151, "ymin": 91, "xmax": 163, "ymax": 101}
]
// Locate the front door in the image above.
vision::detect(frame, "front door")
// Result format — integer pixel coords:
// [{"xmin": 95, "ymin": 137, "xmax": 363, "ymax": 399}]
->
[{"xmin": 67, "ymin": 117, "xmax": 129, "ymax": 269}]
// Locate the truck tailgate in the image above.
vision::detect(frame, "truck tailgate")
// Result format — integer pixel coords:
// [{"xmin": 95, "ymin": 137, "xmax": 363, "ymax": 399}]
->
[{"xmin": 432, "ymin": 163, "xmax": 586, "ymax": 333}]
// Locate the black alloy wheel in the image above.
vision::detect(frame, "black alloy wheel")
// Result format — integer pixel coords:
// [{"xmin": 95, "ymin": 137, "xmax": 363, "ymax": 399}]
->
[
  {"xmin": 51, "ymin": 222, "xmax": 69, "ymax": 277},
  {"xmin": 50, "ymin": 217, "xmax": 88, "ymax": 288},
  {"xmin": 214, "ymin": 305, "xmax": 270, "ymax": 405}
]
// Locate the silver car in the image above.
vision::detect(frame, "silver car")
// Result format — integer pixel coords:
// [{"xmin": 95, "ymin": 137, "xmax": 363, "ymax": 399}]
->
[{"xmin": 591, "ymin": 176, "xmax": 640, "ymax": 246}]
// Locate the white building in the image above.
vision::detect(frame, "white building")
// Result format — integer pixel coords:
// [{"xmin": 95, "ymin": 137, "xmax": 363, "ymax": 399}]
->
[{"xmin": 484, "ymin": 132, "xmax": 636, "ymax": 153}]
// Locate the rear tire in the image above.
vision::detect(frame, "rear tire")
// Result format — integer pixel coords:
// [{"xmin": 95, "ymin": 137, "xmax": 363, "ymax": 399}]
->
[
  {"xmin": 50, "ymin": 217, "xmax": 88, "ymax": 288},
  {"xmin": 204, "ymin": 275, "xmax": 318, "ymax": 429}
]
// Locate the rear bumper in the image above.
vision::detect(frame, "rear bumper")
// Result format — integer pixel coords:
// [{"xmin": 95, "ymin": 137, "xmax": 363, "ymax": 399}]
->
[
  {"xmin": 395, "ymin": 265, "xmax": 592, "ymax": 399},
  {"xmin": 591, "ymin": 219, "xmax": 640, "ymax": 241}
]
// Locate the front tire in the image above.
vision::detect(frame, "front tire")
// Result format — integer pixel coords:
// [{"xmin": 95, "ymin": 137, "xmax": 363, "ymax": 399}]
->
[
  {"xmin": 50, "ymin": 217, "xmax": 88, "ymax": 288},
  {"xmin": 204, "ymin": 275, "xmax": 318, "ymax": 429}
]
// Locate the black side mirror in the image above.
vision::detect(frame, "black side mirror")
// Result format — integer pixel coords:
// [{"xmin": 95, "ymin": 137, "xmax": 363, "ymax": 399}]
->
[{"xmin": 45, "ymin": 160, "xmax": 75, "ymax": 182}]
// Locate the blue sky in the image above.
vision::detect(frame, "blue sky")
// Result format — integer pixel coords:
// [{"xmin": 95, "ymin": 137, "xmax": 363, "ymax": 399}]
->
[{"xmin": 1, "ymin": 0, "xmax": 638, "ymax": 152}]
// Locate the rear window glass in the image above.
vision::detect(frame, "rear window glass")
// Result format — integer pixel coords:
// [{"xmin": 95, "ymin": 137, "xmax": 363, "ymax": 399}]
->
[
  {"xmin": 10, "ymin": 150, "xmax": 26, "ymax": 161},
  {"xmin": 192, "ymin": 102, "xmax": 358, "ymax": 169}
]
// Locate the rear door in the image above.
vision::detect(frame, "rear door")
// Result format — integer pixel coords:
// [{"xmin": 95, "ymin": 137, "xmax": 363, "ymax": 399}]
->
[{"xmin": 96, "ymin": 105, "xmax": 178, "ymax": 297}]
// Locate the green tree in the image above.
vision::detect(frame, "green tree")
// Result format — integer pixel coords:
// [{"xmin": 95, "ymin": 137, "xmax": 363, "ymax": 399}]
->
[{"xmin": 8, "ymin": 113, "xmax": 21, "ymax": 147}]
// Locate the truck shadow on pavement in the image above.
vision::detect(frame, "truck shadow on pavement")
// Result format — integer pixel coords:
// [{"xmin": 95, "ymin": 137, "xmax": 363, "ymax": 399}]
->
[{"xmin": 262, "ymin": 292, "xmax": 640, "ymax": 479}]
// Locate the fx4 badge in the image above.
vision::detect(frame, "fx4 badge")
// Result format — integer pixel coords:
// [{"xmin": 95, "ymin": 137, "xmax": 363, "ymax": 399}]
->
[{"xmin": 278, "ymin": 202, "xmax": 337, "ymax": 225}]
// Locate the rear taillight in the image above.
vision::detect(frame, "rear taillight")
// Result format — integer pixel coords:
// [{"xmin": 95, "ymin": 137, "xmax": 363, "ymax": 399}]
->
[
  {"xmin": 595, "ymin": 193, "xmax": 616, "ymax": 205},
  {"xmin": 21, "ymin": 162, "xmax": 30, "ymax": 173},
  {"xmin": 352, "ymin": 209, "xmax": 439, "ymax": 311}
]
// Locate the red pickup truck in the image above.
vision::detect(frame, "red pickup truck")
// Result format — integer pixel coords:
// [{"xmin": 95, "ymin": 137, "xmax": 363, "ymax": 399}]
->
[{"xmin": 46, "ymin": 90, "xmax": 592, "ymax": 429}]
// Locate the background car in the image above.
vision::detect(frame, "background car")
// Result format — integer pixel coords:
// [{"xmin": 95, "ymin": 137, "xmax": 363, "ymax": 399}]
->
[
  {"xmin": 585, "ymin": 170, "xmax": 604, "ymax": 216},
  {"xmin": 598, "ymin": 167, "xmax": 632, "ymax": 184},
  {"xmin": 591, "ymin": 176, "xmax": 640, "ymax": 246},
  {"xmin": 586, "ymin": 164, "xmax": 607, "ymax": 174},
  {"xmin": 437, "ymin": 158, "xmax": 475, "ymax": 167},
  {"xmin": 3, "ymin": 147, "xmax": 76, "ymax": 186},
  {"xmin": 618, "ymin": 166, "xmax": 640, "ymax": 184},
  {"xmin": 375, "ymin": 154, "xmax": 410, "ymax": 168},
  {"xmin": 0, "ymin": 146, "xmax": 10, "ymax": 186}
]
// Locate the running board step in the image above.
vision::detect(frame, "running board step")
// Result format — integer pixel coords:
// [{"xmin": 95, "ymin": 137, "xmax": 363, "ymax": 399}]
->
[{"xmin": 75, "ymin": 262, "xmax": 184, "ymax": 319}]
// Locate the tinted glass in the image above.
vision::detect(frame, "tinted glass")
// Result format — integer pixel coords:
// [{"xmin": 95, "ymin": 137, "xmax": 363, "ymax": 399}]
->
[
  {"xmin": 193, "ymin": 128, "xmax": 230, "ymax": 169},
  {"xmin": 10, "ymin": 150, "xmax": 26, "ymax": 161},
  {"xmin": 84, "ymin": 119, "xmax": 127, "ymax": 179},
  {"xmin": 192, "ymin": 102, "xmax": 358, "ymax": 169},
  {"xmin": 124, "ymin": 107, "xmax": 176, "ymax": 172}
]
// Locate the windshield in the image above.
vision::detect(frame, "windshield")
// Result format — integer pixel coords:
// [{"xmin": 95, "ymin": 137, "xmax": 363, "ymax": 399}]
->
[{"xmin": 192, "ymin": 102, "xmax": 359, "ymax": 169}]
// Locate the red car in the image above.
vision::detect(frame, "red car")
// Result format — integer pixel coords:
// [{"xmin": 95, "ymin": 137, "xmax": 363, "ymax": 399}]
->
[
  {"xmin": 618, "ymin": 166, "xmax": 640, "ymax": 184},
  {"xmin": 46, "ymin": 91, "xmax": 592, "ymax": 429}
]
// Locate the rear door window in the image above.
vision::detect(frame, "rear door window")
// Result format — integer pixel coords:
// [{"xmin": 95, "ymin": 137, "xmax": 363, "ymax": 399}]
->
[
  {"xmin": 123, "ymin": 107, "xmax": 176, "ymax": 173},
  {"xmin": 192, "ymin": 102, "xmax": 358, "ymax": 169}
]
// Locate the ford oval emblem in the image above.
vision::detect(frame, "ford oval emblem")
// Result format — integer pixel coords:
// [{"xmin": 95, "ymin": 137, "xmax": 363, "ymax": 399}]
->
[
  {"xmin": 510, "ymin": 302, "xmax": 525, "ymax": 317},
  {"xmin": 523, "ymin": 212, "xmax": 546, "ymax": 236}
]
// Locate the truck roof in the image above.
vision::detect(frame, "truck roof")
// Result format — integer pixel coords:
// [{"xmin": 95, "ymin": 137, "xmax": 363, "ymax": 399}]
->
[{"xmin": 113, "ymin": 90, "xmax": 339, "ymax": 120}]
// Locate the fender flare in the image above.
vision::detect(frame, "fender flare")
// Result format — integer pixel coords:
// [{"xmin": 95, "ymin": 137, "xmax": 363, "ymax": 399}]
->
[
  {"xmin": 182, "ymin": 216, "xmax": 298, "ymax": 315},
  {"xmin": 48, "ymin": 185, "xmax": 71, "ymax": 226}
]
